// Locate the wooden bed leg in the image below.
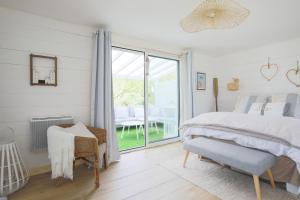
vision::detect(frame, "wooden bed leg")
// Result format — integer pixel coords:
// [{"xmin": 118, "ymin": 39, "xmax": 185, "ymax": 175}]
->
[
  {"xmin": 253, "ymin": 175, "xmax": 262, "ymax": 200},
  {"xmin": 266, "ymin": 169, "xmax": 276, "ymax": 189},
  {"xmin": 183, "ymin": 151, "xmax": 190, "ymax": 168}
]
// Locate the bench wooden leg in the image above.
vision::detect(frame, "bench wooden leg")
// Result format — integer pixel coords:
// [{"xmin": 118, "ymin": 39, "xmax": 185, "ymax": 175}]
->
[
  {"xmin": 267, "ymin": 169, "xmax": 276, "ymax": 189},
  {"xmin": 253, "ymin": 175, "xmax": 262, "ymax": 200},
  {"xmin": 94, "ymin": 146, "xmax": 100, "ymax": 188},
  {"xmin": 94, "ymin": 161, "xmax": 100, "ymax": 188},
  {"xmin": 183, "ymin": 151, "xmax": 190, "ymax": 168},
  {"xmin": 103, "ymin": 153, "xmax": 108, "ymax": 169}
]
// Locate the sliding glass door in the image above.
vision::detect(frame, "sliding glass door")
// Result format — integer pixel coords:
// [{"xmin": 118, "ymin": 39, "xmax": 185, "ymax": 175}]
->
[
  {"xmin": 112, "ymin": 48, "xmax": 145, "ymax": 151},
  {"xmin": 112, "ymin": 47, "xmax": 179, "ymax": 151},
  {"xmin": 147, "ymin": 56, "xmax": 179, "ymax": 142}
]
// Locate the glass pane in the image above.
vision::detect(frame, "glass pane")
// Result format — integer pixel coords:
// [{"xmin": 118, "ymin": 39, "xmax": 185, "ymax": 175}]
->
[
  {"xmin": 112, "ymin": 48, "xmax": 145, "ymax": 151},
  {"xmin": 148, "ymin": 56, "xmax": 179, "ymax": 143}
]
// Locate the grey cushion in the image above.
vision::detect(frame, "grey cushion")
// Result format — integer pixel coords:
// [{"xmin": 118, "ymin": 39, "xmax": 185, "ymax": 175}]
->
[
  {"xmin": 183, "ymin": 137, "xmax": 276, "ymax": 176},
  {"xmin": 270, "ymin": 93, "xmax": 300, "ymax": 117},
  {"xmin": 234, "ymin": 95, "xmax": 268, "ymax": 113}
]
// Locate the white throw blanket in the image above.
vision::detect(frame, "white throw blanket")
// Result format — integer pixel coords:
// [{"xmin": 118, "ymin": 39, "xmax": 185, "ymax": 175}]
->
[
  {"xmin": 47, "ymin": 122, "xmax": 96, "ymax": 180},
  {"xmin": 180, "ymin": 112, "xmax": 300, "ymax": 172}
]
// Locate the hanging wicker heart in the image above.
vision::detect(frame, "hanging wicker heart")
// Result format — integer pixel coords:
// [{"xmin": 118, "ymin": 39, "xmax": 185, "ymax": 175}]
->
[
  {"xmin": 260, "ymin": 63, "xmax": 278, "ymax": 81},
  {"xmin": 286, "ymin": 69, "xmax": 300, "ymax": 87}
]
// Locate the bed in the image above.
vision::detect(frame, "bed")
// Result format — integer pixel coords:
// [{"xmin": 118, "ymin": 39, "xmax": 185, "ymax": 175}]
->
[{"xmin": 180, "ymin": 93, "xmax": 300, "ymax": 188}]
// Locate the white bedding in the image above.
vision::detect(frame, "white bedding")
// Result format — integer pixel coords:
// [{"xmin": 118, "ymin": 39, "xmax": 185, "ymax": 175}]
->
[{"xmin": 180, "ymin": 112, "xmax": 300, "ymax": 172}]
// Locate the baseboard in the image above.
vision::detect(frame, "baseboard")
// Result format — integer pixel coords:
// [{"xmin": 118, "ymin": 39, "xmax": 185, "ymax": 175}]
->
[{"xmin": 29, "ymin": 160, "xmax": 86, "ymax": 176}]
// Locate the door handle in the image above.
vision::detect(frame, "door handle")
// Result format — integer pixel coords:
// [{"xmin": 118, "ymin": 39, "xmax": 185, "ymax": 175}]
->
[{"xmin": 145, "ymin": 56, "xmax": 149, "ymax": 76}]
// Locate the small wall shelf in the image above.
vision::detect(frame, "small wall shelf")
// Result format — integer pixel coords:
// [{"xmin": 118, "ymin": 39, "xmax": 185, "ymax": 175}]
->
[{"xmin": 30, "ymin": 54, "xmax": 58, "ymax": 86}]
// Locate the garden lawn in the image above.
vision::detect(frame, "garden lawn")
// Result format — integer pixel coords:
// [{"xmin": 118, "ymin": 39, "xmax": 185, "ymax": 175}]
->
[{"xmin": 116, "ymin": 126, "xmax": 164, "ymax": 151}]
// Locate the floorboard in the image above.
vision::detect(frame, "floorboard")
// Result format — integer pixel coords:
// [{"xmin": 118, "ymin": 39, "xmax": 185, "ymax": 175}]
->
[{"xmin": 9, "ymin": 142, "xmax": 219, "ymax": 200}]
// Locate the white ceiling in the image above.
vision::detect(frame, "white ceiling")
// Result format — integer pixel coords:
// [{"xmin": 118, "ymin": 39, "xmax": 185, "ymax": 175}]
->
[{"xmin": 0, "ymin": 0, "xmax": 300, "ymax": 56}]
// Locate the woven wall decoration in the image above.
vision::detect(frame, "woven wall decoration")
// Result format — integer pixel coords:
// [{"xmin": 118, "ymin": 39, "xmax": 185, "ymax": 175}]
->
[
  {"xmin": 286, "ymin": 61, "xmax": 300, "ymax": 87},
  {"xmin": 260, "ymin": 57, "xmax": 279, "ymax": 81}
]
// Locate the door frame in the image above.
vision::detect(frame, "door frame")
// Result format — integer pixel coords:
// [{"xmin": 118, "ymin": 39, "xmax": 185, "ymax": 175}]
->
[
  {"xmin": 146, "ymin": 54, "xmax": 180, "ymax": 147},
  {"xmin": 112, "ymin": 45, "xmax": 181, "ymax": 153}
]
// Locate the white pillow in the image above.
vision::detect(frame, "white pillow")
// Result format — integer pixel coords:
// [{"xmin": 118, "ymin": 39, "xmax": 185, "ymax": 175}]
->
[
  {"xmin": 234, "ymin": 95, "xmax": 267, "ymax": 113},
  {"xmin": 115, "ymin": 107, "xmax": 130, "ymax": 119},
  {"xmin": 263, "ymin": 102, "xmax": 287, "ymax": 117},
  {"xmin": 134, "ymin": 107, "xmax": 144, "ymax": 118},
  {"xmin": 149, "ymin": 106, "xmax": 161, "ymax": 116},
  {"xmin": 248, "ymin": 103, "xmax": 264, "ymax": 115},
  {"xmin": 234, "ymin": 96, "xmax": 255, "ymax": 113}
]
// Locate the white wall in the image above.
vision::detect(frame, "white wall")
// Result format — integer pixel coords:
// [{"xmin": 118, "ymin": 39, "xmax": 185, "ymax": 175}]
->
[
  {"xmin": 215, "ymin": 38, "xmax": 300, "ymax": 111},
  {"xmin": 192, "ymin": 51, "xmax": 217, "ymax": 115},
  {"xmin": 0, "ymin": 6, "xmax": 184, "ymax": 169},
  {"xmin": 0, "ymin": 6, "xmax": 95, "ymax": 168}
]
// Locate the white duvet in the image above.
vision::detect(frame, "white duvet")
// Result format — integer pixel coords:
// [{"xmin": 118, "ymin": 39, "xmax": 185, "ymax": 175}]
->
[{"xmin": 180, "ymin": 112, "xmax": 300, "ymax": 172}]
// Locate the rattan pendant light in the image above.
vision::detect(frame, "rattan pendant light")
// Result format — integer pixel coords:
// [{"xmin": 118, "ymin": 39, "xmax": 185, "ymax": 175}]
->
[{"xmin": 181, "ymin": 0, "xmax": 250, "ymax": 33}]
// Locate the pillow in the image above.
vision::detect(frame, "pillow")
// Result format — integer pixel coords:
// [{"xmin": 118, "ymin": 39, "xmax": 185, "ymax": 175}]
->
[
  {"xmin": 234, "ymin": 95, "xmax": 267, "ymax": 113},
  {"xmin": 134, "ymin": 107, "xmax": 144, "ymax": 118},
  {"xmin": 263, "ymin": 102, "xmax": 287, "ymax": 117},
  {"xmin": 248, "ymin": 103, "xmax": 264, "ymax": 115},
  {"xmin": 115, "ymin": 106, "xmax": 130, "ymax": 119},
  {"xmin": 149, "ymin": 106, "xmax": 161, "ymax": 117},
  {"xmin": 271, "ymin": 93, "xmax": 299, "ymax": 117}
]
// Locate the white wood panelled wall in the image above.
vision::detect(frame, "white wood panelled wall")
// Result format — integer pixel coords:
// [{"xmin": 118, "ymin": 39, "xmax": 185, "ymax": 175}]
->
[
  {"xmin": 191, "ymin": 52, "xmax": 216, "ymax": 116},
  {"xmin": 0, "ymin": 6, "xmax": 184, "ymax": 170},
  {"xmin": 215, "ymin": 38, "xmax": 300, "ymax": 112},
  {"xmin": 0, "ymin": 6, "xmax": 95, "ymax": 168}
]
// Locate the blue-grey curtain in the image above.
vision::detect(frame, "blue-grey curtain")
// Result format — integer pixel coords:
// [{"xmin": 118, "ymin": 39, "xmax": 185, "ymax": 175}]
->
[
  {"xmin": 186, "ymin": 50, "xmax": 194, "ymax": 117},
  {"xmin": 180, "ymin": 50, "xmax": 194, "ymax": 125},
  {"xmin": 91, "ymin": 29, "xmax": 120, "ymax": 164}
]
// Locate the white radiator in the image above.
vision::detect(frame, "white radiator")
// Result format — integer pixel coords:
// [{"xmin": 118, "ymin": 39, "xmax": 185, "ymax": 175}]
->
[{"xmin": 30, "ymin": 116, "xmax": 73, "ymax": 152}]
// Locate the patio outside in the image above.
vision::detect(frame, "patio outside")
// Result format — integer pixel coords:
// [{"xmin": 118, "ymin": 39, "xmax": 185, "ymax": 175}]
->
[{"xmin": 112, "ymin": 48, "xmax": 179, "ymax": 151}]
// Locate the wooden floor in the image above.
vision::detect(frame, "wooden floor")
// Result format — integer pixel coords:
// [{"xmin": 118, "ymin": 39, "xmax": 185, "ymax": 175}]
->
[{"xmin": 10, "ymin": 143, "xmax": 219, "ymax": 200}]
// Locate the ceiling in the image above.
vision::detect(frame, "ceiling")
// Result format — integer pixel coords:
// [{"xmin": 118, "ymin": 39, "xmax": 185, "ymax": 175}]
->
[
  {"xmin": 112, "ymin": 48, "xmax": 177, "ymax": 80},
  {"xmin": 0, "ymin": 0, "xmax": 300, "ymax": 56}
]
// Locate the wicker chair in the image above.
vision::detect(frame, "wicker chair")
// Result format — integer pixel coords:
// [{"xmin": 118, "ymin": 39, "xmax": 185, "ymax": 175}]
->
[{"xmin": 58, "ymin": 124, "xmax": 107, "ymax": 188}]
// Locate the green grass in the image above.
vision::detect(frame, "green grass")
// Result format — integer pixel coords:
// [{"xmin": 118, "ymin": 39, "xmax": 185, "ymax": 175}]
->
[{"xmin": 116, "ymin": 125, "xmax": 164, "ymax": 151}]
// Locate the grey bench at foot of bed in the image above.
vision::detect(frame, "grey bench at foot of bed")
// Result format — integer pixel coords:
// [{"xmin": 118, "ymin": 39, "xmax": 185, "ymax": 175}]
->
[{"xmin": 183, "ymin": 137, "xmax": 277, "ymax": 200}]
